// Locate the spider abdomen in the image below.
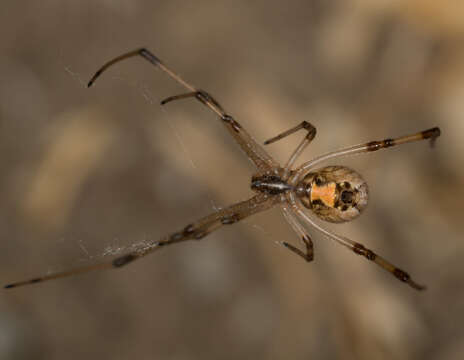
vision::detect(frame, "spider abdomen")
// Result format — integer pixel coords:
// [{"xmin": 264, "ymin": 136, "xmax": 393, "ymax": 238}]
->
[{"xmin": 297, "ymin": 166, "xmax": 368, "ymax": 223}]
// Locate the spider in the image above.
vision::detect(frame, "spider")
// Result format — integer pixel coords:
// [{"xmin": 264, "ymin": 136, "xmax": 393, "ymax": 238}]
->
[{"xmin": 5, "ymin": 48, "xmax": 441, "ymax": 291}]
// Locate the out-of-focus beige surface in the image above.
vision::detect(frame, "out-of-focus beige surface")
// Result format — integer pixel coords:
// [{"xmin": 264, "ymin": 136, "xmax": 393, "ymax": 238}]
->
[{"xmin": 1, "ymin": 1, "xmax": 463, "ymax": 359}]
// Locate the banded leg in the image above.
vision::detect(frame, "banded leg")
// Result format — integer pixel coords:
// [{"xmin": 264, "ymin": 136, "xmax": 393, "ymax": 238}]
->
[
  {"xmin": 291, "ymin": 127, "xmax": 440, "ymax": 182},
  {"xmin": 88, "ymin": 48, "xmax": 279, "ymax": 172},
  {"xmin": 264, "ymin": 121, "xmax": 316, "ymax": 177},
  {"xmin": 4, "ymin": 195, "xmax": 277, "ymax": 289},
  {"xmin": 285, "ymin": 192, "xmax": 425, "ymax": 290}
]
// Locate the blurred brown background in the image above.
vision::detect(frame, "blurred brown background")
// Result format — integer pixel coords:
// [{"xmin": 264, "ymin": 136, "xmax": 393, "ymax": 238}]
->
[{"xmin": 1, "ymin": 1, "xmax": 463, "ymax": 359}]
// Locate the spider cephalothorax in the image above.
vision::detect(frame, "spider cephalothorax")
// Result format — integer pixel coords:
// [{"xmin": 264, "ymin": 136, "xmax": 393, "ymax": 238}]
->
[
  {"xmin": 251, "ymin": 173, "xmax": 293, "ymax": 195},
  {"xmin": 296, "ymin": 166, "xmax": 368, "ymax": 223}
]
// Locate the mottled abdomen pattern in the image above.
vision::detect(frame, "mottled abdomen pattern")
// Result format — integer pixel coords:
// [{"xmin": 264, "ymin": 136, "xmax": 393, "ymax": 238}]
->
[{"xmin": 298, "ymin": 166, "xmax": 369, "ymax": 223}]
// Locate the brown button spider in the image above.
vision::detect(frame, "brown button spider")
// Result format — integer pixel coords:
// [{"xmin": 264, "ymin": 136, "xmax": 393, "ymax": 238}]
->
[{"xmin": 5, "ymin": 48, "xmax": 441, "ymax": 291}]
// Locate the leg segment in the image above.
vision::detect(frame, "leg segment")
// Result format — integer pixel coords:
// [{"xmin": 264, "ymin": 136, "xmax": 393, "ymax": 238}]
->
[
  {"xmin": 291, "ymin": 127, "xmax": 440, "ymax": 181},
  {"xmin": 161, "ymin": 90, "xmax": 225, "ymax": 114},
  {"xmin": 280, "ymin": 205, "xmax": 314, "ymax": 262},
  {"xmin": 264, "ymin": 121, "xmax": 316, "ymax": 145},
  {"xmin": 264, "ymin": 121, "xmax": 316, "ymax": 178},
  {"xmin": 351, "ymin": 243, "xmax": 425, "ymax": 290},
  {"xmin": 160, "ymin": 92, "xmax": 198, "ymax": 106},
  {"xmin": 285, "ymin": 192, "xmax": 425, "ymax": 290},
  {"xmin": 364, "ymin": 127, "xmax": 441, "ymax": 151},
  {"xmin": 5, "ymin": 195, "xmax": 277, "ymax": 289},
  {"xmin": 88, "ymin": 48, "xmax": 279, "ymax": 172},
  {"xmin": 281, "ymin": 240, "xmax": 313, "ymax": 262}
]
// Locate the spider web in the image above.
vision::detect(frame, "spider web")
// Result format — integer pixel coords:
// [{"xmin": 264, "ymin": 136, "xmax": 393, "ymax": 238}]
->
[{"xmin": 58, "ymin": 63, "xmax": 222, "ymax": 263}]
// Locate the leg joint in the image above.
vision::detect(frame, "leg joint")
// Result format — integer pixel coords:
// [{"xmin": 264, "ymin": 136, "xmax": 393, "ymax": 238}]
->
[
  {"xmin": 393, "ymin": 268, "xmax": 410, "ymax": 282},
  {"xmin": 195, "ymin": 90, "xmax": 224, "ymax": 112},
  {"xmin": 221, "ymin": 114, "xmax": 242, "ymax": 132},
  {"xmin": 353, "ymin": 243, "xmax": 377, "ymax": 260}
]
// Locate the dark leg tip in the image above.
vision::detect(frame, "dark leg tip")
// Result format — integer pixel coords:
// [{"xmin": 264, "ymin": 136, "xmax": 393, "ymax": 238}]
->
[
  {"xmin": 139, "ymin": 48, "xmax": 161, "ymax": 65},
  {"xmin": 423, "ymin": 127, "xmax": 441, "ymax": 147},
  {"xmin": 427, "ymin": 127, "xmax": 441, "ymax": 148},
  {"xmin": 426, "ymin": 127, "xmax": 441, "ymax": 138},
  {"xmin": 87, "ymin": 70, "xmax": 102, "ymax": 88},
  {"xmin": 408, "ymin": 280, "xmax": 426, "ymax": 291},
  {"xmin": 4, "ymin": 284, "xmax": 14, "ymax": 289}
]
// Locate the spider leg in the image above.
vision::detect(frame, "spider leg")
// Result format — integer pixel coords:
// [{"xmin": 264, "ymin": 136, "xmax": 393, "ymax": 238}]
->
[
  {"xmin": 88, "ymin": 48, "xmax": 279, "ymax": 172},
  {"xmin": 280, "ymin": 241, "xmax": 314, "ymax": 262},
  {"xmin": 160, "ymin": 91, "xmax": 198, "ymax": 106},
  {"xmin": 5, "ymin": 195, "xmax": 278, "ymax": 289},
  {"xmin": 264, "ymin": 121, "xmax": 316, "ymax": 178},
  {"xmin": 279, "ymin": 205, "xmax": 314, "ymax": 262},
  {"xmin": 291, "ymin": 127, "xmax": 440, "ymax": 181},
  {"xmin": 161, "ymin": 90, "xmax": 225, "ymax": 114},
  {"xmin": 264, "ymin": 121, "xmax": 316, "ymax": 145},
  {"xmin": 285, "ymin": 193, "xmax": 425, "ymax": 291}
]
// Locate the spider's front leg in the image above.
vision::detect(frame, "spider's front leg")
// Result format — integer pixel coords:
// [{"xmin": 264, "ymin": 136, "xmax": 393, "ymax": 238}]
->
[{"xmin": 88, "ymin": 48, "xmax": 279, "ymax": 172}]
